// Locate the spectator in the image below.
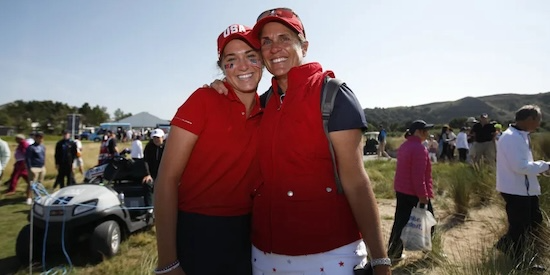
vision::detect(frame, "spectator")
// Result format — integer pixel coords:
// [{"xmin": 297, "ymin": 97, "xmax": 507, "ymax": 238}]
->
[
  {"xmin": 0, "ymin": 136, "xmax": 10, "ymax": 181},
  {"xmin": 470, "ymin": 113, "xmax": 497, "ymax": 166},
  {"xmin": 495, "ymin": 105, "xmax": 549, "ymax": 270},
  {"xmin": 143, "ymin": 129, "xmax": 165, "ymax": 182},
  {"xmin": 97, "ymin": 132, "xmax": 111, "ymax": 165},
  {"xmin": 107, "ymin": 130, "xmax": 119, "ymax": 157},
  {"xmin": 4, "ymin": 134, "xmax": 30, "ymax": 196},
  {"xmin": 456, "ymin": 127, "xmax": 469, "ymax": 162},
  {"xmin": 377, "ymin": 125, "xmax": 391, "ymax": 158},
  {"xmin": 388, "ymin": 120, "xmax": 435, "ymax": 261},
  {"xmin": 438, "ymin": 125, "xmax": 450, "ymax": 162},
  {"xmin": 126, "ymin": 128, "xmax": 133, "ymax": 143},
  {"xmin": 54, "ymin": 130, "xmax": 77, "ymax": 188},
  {"xmin": 154, "ymin": 24, "xmax": 262, "ymax": 275},
  {"xmin": 426, "ymin": 134, "xmax": 438, "ymax": 163},
  {"xmin": 73, "ymin": 134, "xmax": 84, "ymax": 175},
  {"xmin": 130, "ymin": 134, "xmax": 144, "ymax": 160},
  {"xmin": 25, "ymin": 132, "xmax": 46, "ymax": 205},
  {"xmin": 444, "ymin": 128, "xmax": 457, "ymax": 161}
]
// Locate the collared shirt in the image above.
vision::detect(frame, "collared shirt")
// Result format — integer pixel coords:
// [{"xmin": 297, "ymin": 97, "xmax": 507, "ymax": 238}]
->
[
  {"xmin": 172, "ymin": 82, "xmax": 262, "ymax": 216},
  {"xmin": 496, "ymin": 126, "xmax": 549, "ymax": 196},
  {"xmin": 394, "ymin": 135, "xmax": 434, "ymax": 198}
]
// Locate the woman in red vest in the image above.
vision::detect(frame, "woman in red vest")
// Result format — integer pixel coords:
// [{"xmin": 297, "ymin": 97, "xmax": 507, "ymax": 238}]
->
[
  {"xmin": 249, "ymin": 8, "xmax": 390, "ymax": 275},
  {"xmin": 154, "ymin": 24, "xmax": 263, "ymax": 275}
]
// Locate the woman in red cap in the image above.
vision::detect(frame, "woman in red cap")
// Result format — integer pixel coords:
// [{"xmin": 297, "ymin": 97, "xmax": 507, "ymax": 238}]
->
[
  {"xmin": 212, "ymin": 8, "xmax": 391, "ymax": 275},
  {"xmin": 154, "ymin": 24, "xmax": 263, "ymax": 275}
]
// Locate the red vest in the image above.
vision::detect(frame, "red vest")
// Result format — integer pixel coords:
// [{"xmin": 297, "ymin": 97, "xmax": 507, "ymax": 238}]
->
[{"xmin": 252, "ymin": 63, "xmax": 360, "ymax": 255}]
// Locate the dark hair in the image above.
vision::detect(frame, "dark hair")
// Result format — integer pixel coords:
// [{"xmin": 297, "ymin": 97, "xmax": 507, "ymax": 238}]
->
[{"xmin": 515, "ymin": 105, "xmax": 541, "ymax": 122}]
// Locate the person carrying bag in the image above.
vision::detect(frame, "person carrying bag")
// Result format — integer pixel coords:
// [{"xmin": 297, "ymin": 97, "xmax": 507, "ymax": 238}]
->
[{"xmin": 400, "ymin": 203, "xmax": 437, "ymax": 251}]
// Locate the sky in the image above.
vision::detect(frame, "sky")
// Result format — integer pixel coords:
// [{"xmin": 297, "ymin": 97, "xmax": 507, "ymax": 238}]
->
[{"xmin": 1, "ymin": 0, "xmax": 549, "ymax": 121}]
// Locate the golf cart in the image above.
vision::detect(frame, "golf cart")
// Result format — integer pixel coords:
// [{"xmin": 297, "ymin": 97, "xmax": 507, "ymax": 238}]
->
[
  {"xmin": 363, "ymin": 131, "xmax": 380, "ymax": 155},
  {"xmin": 15, "ymin": 156, "xmax": 154, "ymax": 264}
]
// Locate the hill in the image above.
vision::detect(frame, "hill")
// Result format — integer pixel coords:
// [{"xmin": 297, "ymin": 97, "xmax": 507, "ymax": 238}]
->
[{"xmin": 364, "ymin": 92, "xmax": 550, "ymax": 129}]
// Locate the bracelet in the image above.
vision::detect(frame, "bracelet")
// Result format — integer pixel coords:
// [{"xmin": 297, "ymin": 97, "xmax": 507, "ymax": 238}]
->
[
  {"xmin": 370, "ymin": 257, "xmax": 392, "ymax": 267},
  {"xmin": 154, "ymin": 260, "xmax": 180, "ymax": 274}
]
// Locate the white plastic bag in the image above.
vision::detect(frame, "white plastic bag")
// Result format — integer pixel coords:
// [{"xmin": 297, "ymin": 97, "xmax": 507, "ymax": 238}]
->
[{"xmin": 400, "ymin": 203, "xmax": 437, "ymax": 251}]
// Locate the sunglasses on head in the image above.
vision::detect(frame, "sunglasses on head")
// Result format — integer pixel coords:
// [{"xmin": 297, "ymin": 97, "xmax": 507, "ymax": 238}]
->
[
  {"xmin": 256, "ymin": 8, "xmax": 306, "ymax": 38},
  {"xmin": 256, "ymin": 8, "xmax": 298, "ymax": 22}
]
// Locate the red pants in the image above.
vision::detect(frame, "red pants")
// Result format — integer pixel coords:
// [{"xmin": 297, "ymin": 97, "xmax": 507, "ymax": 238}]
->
[{"xmin": 8, "ymin": 161, "xmax": 29, "ymax": 192}]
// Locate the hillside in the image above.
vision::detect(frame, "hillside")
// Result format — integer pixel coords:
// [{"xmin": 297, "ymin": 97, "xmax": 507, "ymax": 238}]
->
[{"xmin": 365, "ymin": 92, "xmax": 550, "ymax": 128}]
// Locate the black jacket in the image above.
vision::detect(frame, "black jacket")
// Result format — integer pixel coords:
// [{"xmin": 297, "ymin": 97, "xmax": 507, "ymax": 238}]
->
[
  {"xmin": 143, "ymin": 140, "xmax": 165, "ymax": 179},
  {"xmin": 55, "ymin": 139, "xmax": 77, "ymax": 166}
]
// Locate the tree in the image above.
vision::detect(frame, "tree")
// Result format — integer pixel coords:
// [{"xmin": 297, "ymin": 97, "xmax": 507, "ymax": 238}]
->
[{"xmin": 113, "ymin": 108, "xmax": 132, "ymax": 121}]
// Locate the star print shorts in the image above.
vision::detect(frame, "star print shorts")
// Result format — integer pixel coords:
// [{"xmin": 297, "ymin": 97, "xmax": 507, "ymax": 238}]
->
[{"xmin": 252, "ymin": 240, "xmax": 367, "ymax": 275}]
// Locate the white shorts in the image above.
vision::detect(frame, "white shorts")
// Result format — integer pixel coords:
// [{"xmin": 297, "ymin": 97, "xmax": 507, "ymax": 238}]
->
[
  {"xmin": 252, "ymin": 240, "xmax": 367, "ymax": 275},
  {"xmin": 73, "ymin": 157, "xmax": 84, "ymax": 168}
]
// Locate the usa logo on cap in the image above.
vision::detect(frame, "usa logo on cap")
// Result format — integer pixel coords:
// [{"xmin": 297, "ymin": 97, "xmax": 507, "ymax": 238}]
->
[{"xmin": 223, "ymin": 24, "xmax": 247, "ymax": 38}]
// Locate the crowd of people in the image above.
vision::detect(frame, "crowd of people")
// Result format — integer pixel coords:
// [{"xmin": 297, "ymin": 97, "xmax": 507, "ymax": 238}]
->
[{"xmin": 0, "ymin": 128, "xmax": 166, "ymax": 206}]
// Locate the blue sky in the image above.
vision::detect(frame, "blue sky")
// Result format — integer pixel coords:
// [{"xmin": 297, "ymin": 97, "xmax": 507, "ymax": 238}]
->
[{"xmin": 1, "ymin": 0, "xmax": 549, "ymax": 121}]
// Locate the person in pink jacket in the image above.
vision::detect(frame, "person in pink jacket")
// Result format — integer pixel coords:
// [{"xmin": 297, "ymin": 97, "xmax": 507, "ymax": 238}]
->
[{"xmin": 387, "ymin": 120, "xmax": 435, "ymax": 261}]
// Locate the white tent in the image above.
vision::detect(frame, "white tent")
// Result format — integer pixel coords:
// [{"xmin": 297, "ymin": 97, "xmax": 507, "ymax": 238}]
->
[{"xmin": 116, "ymin": 112, "xmax": 169, "ymax": 128}]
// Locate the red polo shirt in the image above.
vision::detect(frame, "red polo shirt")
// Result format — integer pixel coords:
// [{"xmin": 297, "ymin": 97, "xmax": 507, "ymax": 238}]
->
[
  {"xmin": 171, "ymin": 83, "xmax": 262, "ymax": 216},
  {"xmin": 252, "ymin": 63, "xmax": 361, "ymax": 255}
]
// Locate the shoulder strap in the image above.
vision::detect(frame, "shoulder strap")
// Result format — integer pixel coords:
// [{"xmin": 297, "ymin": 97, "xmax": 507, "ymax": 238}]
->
[{"xmin": 320, "ymin": 76, "xmax": 345, "ymax": 194}]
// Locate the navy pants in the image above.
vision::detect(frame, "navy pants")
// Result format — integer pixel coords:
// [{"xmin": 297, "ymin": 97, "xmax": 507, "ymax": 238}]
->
[{"xmin": 176, "ymin": 211, "xmax": 252, "ymax": 275}]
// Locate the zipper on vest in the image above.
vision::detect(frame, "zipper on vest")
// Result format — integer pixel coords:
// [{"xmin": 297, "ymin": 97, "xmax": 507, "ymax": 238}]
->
[{"xmin": 277, "ymin": 94, "xmax": 285, "ymax": 111}]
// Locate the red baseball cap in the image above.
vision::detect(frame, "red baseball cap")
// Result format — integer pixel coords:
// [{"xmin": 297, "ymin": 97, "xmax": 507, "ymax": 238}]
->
[
  {"xmin": 252, "ymin": 8, "xmax": 306, "ymax": 39},
  {"xmin": 217, "ymin": 24, "xmax": 260, "ymax": 58}
]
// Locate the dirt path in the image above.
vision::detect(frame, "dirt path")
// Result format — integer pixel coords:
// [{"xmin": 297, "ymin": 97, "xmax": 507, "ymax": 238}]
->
[{"xmin": 376, "ymin": 199, "xmax": 507, "ymax": 274}]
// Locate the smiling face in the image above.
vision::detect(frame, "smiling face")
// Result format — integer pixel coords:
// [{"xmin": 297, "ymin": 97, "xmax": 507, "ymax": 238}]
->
[
  {"xmin": 220, "ymin": 39, "xmax": 262, "ymax": 94},
  {"xmin": 259, "ymin": 22, "xmax": 308, "ymax": 78}
]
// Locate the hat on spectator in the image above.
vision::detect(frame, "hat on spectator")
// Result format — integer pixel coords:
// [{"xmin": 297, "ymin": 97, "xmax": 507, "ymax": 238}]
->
[
  {"xmin": 15, "ymin": 134, "xmax": 26, "ymax": 140},
  {"xmin": 466, "ymin": 117, "xmax": 478, "ymax": 123},
  {"xmin": 408, "ymin": 120, "xmax": 434, "ymax": 134},
  {"xmin": 150, "ymin": 128, "xmax": 165, "ymax": 138},
  {"xmin": 480, "ymin": 113, "xmax": 489, "ymax": 118},
  {"xmin": 34, "ymin": 132, "xmax": 44, "ymax": 138}
]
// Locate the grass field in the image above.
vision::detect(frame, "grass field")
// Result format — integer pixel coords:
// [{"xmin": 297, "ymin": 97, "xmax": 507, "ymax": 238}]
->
[{"xmin": 0, "ymin": 134, "xmax": 549, "ymax": 274}]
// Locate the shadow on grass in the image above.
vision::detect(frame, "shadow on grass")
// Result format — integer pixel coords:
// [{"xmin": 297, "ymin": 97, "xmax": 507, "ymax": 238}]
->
[
  {"xmin": 440, "ymin": 213, "xmax": 466, "ymax": 231},
  {"xmin": 5, "ymin": 247, "xmax": 109, "ymax": 274},
  {"xmin": 0, "ymin": 256, "xmax": 24, "ymax": 275},
  {"xmin": 0, "ymin": 197, "xmax": 26, "ymax": 207}
]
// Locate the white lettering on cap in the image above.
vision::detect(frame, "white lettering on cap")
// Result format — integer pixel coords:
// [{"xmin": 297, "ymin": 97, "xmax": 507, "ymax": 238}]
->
[{"xmin": 223, "ymin": 24, "xmax": 246, "ymax": 38}]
